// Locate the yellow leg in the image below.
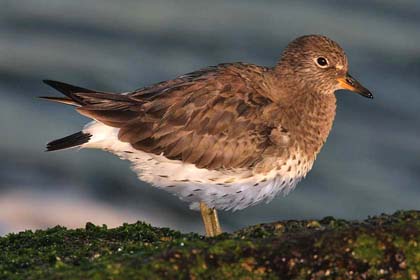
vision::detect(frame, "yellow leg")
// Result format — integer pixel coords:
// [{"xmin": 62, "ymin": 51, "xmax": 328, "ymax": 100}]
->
[
  {"xmin": 209, "ymin": 206, "xmax": 222, "ymax": 236},
  {"xmin": 200, "ymin": 202, "xmax": 222, "ymax": 237},
  {"xmin": 200, "ymin": 202, "xmax": 214, "ymax": 237}
]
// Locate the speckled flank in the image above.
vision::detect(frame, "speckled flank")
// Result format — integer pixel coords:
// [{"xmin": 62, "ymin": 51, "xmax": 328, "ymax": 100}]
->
[{"xmin": 83, "ymin": 122, "xmax": 314, "ymax": 211}]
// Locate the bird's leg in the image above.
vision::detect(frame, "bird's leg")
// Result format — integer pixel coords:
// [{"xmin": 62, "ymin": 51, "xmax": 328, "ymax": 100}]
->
[
  {"xmin": 209, "ymin": 206, "xmax": 222, "ymax": 236},
  {"xmin": 199, "ymin": 202, "xmax": 222, "ymax": 237},
  {"xmin": 200, "ymin": 202, "xmax": 214, "ymax": 236}
]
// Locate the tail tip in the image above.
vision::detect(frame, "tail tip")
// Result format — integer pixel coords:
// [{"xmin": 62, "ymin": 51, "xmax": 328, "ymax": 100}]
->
[
  {"xmin": 46, "ymin": 132, "xmax": 92, "ymax": 152},
  {"xmin": 43, "ymin": 79, "xmax": 57, "ymax": 86}
]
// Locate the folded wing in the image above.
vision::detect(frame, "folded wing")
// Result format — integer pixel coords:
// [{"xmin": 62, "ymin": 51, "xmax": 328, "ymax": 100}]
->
[{"xmin": 45, "ymin": 63, "xmax": 282, "ymax": 170}]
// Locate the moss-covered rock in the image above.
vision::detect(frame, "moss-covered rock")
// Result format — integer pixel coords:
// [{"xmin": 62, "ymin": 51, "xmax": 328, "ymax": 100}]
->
[{"xmin": 1, "ymin": 210, "xmax": 420, "ymax": 279}]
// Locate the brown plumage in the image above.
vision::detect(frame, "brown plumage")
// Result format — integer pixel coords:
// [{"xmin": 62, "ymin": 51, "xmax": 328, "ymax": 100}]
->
[{"xmin": 42, "ymin": 35, "xmax": 373, "ymax": 221}]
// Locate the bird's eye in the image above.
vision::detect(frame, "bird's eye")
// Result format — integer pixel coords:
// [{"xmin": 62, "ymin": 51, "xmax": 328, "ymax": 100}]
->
[{"xmin": 316, "ymin": 57, "xmax": 328, "ymax": 67}]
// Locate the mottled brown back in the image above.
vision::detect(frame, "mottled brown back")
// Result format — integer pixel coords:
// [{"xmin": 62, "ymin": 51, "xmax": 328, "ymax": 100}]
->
[{"xmin": 75, "ymin": 63, "xmax": 288, "ymax": 170}]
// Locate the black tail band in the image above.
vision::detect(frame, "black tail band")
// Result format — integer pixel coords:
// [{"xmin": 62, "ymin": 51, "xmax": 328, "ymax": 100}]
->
[{"xmin": 46, "ymin": 131, "xmax": 92, "ymax": 152}]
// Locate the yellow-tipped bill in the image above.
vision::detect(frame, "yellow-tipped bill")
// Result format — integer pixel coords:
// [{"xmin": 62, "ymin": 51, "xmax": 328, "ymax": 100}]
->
[{"xmin": 337, "ymin": 74, "xmax": 373, "ymax": 99}]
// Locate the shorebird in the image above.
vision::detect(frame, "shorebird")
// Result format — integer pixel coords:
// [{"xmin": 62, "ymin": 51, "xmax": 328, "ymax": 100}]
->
[{"xmin": 42, "ymin": 35, "xmax": 372, "ymax": 237}]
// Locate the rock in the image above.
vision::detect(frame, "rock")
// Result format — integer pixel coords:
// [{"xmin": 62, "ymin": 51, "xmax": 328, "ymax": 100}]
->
[{"xmin": 1, "ymin": 211, "xmax": 419, "ymax": 279}]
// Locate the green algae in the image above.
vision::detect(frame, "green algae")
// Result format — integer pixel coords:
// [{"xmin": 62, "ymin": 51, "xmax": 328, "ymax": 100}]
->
[
  {"xmin": 352, "ymin": 234, "xmax": 384, "ymax": 265},
  {"xmin": 1, "ymin": 211, "xmax": 419, "ymax": 279}
]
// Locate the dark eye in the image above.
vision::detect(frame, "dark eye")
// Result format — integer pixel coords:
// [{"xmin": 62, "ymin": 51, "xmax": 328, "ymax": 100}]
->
[{"xmin": 316, "ymin": 57, "xmax": 328, "ymax": 67}]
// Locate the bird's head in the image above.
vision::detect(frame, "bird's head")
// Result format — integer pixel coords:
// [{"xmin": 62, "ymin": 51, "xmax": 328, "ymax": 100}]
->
[{"xmin": 277, "ymin": 34, "xmax": 373, "ymax": 99}]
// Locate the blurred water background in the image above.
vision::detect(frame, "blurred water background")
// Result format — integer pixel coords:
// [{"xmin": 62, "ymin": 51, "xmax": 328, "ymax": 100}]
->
[{"xmin": 1, "ymin": 0, "xmax": 420, "ymax": 235}]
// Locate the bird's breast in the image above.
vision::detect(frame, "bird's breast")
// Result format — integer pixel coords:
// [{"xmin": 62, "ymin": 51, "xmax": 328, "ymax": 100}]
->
[{"xmin": 288, "ymin": 93, "xmax": 337, "ymax": 158}]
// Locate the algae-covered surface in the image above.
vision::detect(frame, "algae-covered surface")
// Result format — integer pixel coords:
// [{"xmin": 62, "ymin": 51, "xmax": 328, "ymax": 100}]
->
[{"xmin": 1, "ymin": 211, "xmax": 419, "ymax": 279}]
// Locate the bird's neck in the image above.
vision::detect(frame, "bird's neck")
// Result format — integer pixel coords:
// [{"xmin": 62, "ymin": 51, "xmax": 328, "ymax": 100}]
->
[
  {"xmin": 263, "ymin": 67, "xmax": 313, "ymax": 104},
  {"xmin": 262, "ymin": 68, "xmax": 337, "ymax": 157},
  {"xmin": 288, "ymin": 92, "xmax": 337, "ymax": 158}
]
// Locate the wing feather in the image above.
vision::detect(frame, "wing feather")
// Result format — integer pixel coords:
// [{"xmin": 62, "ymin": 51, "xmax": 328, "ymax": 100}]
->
[{"xmin": 74, "ymin": 63, "xmax": 286, "ymax": 170}]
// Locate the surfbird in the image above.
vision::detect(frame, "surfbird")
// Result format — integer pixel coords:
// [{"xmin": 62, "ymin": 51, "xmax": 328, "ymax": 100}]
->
[{"xmin": 41, "ymin": 35, "xmax": 373, "ymax": 236}]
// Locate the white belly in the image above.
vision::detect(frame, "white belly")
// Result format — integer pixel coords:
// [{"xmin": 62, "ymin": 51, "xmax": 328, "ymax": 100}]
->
[{"xmin": 82, "ymin": 122, "xmax": 313, "ymax": 211}]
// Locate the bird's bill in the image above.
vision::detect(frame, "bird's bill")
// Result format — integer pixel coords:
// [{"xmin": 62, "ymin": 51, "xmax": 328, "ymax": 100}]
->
[{"xmin": 337, "ymin": 74, "xmax": 373, "ymax": 99}]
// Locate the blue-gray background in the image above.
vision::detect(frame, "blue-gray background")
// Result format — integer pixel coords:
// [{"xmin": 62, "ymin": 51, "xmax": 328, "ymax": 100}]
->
[{"xmin": 1, "ymin": 0, "xmax": 419, "ymax": 235}]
